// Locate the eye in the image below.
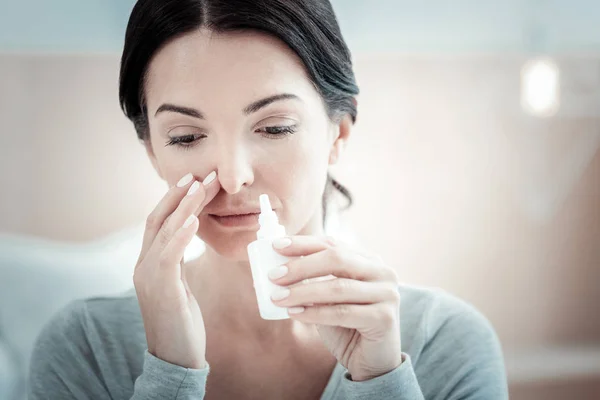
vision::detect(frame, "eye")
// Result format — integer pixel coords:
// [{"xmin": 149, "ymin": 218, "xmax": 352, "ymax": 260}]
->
[
  {"xmin": 256, "ymin": 125, "xmax": 297, "ymax": 139},
  {"xmin": 165, "ymin": 134, "xmax": 206, "ymax": 150}
]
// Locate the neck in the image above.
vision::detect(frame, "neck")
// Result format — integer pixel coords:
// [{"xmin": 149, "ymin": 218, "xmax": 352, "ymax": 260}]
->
[{"xmin": 186, "ymin": 208, "xmax": 326, "ymax": 345}]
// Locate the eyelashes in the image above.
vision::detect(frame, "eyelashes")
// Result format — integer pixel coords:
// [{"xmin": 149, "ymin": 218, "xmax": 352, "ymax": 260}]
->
[
  {"xmin": 165, "ymin": 125, "xmax": 297, "ymax": 150},
  {"xmin": 259, "ymin": 125, "xmax": 297, "ymax": 137},
  {"xmin": 165, "ymin": 134, "xmax": 205, "ymax": 149}
]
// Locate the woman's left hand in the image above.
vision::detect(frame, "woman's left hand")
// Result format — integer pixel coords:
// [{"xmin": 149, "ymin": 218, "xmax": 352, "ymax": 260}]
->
[{"xmin": 269, "ymin": 235, "xmax": 403, "ymax": 382}]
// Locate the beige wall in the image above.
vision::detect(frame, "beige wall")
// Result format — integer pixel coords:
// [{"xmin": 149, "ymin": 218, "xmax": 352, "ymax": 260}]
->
[{"xmin": 1, "ymin": 53, "xmax": 599, "ymax": 357}]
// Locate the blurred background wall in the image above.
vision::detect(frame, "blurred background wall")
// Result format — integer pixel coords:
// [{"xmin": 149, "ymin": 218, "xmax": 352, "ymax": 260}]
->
[{"xmin": 1, "ymin": 1, "xmax": 599, "ymax": 399}]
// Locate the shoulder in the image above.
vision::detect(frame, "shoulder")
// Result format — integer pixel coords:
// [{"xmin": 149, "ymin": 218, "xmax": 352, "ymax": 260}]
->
[
  {"xmin": 43, "ymin": 288, "xmax": 139, "ymax": 328},
  {"xmin": 80, "ymin": 288, "xmax": 143, "ymax": 328},
  {"xmin": 32, "ymin": 297, "xmax": 88, "ymax": 351},
  {"xmin": 31, "ymin": 288, "xmax": 143, "ymax": 361},
  {"xmin": 397, "ymin": 283, "xmax": 499, "ymax": 342},
  {"xmin": 397, "ymin": 284, "xmax": 508, "ymax": 398},
  {"xmin": 28, "ymin": 289, "xmax": 144, "ymax": 397}
]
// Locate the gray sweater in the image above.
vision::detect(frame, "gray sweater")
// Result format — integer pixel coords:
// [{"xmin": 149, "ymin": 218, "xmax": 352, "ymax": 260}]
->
[{"xmin": 27, "ymin": 284, "xmax": 508, "ymax": 399}]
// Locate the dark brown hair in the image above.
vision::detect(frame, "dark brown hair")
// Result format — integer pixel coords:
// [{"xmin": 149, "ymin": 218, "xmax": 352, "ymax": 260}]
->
[{"xmin": 119, "ymin": 0, "xmax": 358, "ymax": 213}]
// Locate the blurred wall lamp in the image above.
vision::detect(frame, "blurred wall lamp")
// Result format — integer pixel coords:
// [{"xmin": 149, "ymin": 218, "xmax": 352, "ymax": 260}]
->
[{"xmin": 520, "ymin": 58, "xmax": 560, "ymax": 117}]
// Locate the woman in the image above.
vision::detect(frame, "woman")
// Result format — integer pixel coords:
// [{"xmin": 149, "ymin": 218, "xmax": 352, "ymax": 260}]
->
[{"xmin": 28, "ymin": 0, "xmax": 508, "ymax": 399}]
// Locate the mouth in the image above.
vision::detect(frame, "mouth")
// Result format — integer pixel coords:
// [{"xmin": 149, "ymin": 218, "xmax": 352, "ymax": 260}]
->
[{"xmin": 208, "ymin": 212, "xmax": 261, "ymax": 228}]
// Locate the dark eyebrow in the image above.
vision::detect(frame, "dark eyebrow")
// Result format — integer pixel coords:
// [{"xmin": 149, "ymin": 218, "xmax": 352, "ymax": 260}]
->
[
  {"xmin": 154, "ymin": 93, "xmax": 300, "ymax": 119},
  {"xmin": 155, "ymin": 104, "xmax": 204, "ymax": 119},
  {"xmin": 243, "ymin": 93, "xmax": 301, "ymax": 114}
]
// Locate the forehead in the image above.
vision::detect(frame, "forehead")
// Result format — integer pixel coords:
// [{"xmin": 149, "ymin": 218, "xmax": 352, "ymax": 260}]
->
[{"xmin": 144, "ymin": 29, "xmax": 316, "ymax": 112}]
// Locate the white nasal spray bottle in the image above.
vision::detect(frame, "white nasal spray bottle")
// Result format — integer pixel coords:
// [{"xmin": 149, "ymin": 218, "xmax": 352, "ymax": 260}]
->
[{"xmin": 247, "ymin": 194, "xmax": 291, "ymax": 320}]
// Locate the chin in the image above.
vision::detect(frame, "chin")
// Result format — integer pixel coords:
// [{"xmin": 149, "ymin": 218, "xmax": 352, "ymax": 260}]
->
[{"xmin": 198, "ymin": 229, "xmax": 257, "ymax": 261}]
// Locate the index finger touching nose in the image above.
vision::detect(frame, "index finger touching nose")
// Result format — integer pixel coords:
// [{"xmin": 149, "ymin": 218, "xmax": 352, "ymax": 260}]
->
[
  {"xmin": 197, "ymin": 170, "xmax": 220, "ymax": 210},
  {"xmin": 139, "ymin": 171, "xmax": 219, "ymax": 260}
]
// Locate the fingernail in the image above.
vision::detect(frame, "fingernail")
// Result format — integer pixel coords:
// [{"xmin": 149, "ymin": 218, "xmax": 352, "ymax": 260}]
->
[
  {"xmin": 177, "ymin": 173, "xmax": 193, "ymax": 188},
  {"xmin": 182, "ymin": 215, "xmax": 197, "ymax": 228},
  {"xmin": 325, "ymin": 236, "xmax": 337, "ymax": 246},
  {"xmin": 268, "ymin": 265, "xmax": 288, "ymax": 280},
  {"xmin": 187, "ymin": 181, "xmax": 200, "ymax": 196},
  {"xmin": 272, "ymin": 237, "xmax": 292, "ymax": 249},
  {"xmin": 287, "ymin": 307, "xmax": 305, "ymax": 314},
  {"xmin": 271, "ymin": 287, "xmax": 290, "ymax": 301},
  {"xmin": 202, "ymin": 171, "xmax": 216, "ymax": 186}
]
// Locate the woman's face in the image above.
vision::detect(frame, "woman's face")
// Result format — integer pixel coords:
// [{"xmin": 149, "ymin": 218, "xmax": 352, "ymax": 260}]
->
[{"xmin": 143, "ymin": 29, "xmax": 350, "ymax": 260}]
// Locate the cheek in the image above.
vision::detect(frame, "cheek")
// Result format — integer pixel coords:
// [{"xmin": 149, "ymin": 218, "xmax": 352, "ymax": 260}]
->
[
  {"xmin": 148, "ymin": 132, "xmax": 213, "ymax": 187},
  {"xmin": 147, "ymin": 133, "xmax": 186, "ymax": 182},
  {"xmin": 265, "ymin": 135, "xmax": 330, "ymax": 223},
  {"xmin": 268, "ymin": 135, "xmax": 328, "ymax": 191}
]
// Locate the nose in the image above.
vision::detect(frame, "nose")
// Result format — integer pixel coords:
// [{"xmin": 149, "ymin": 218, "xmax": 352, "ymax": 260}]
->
[{"xmin": 215, "ymin": 142, "xmax": 254, "ymax": 194}]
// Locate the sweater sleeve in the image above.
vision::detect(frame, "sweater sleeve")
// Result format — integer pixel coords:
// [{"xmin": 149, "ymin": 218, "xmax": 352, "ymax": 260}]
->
[
  {"xmin": 27, "ymin": 300, "xmax": 210, "ymax": 400},
  {"xmin": 131, "ymin": 350, "xmax": 209, "ymax": 399},
  {"xmin": 335, "ymin": 352, "xmax": 424, "ymax": 400}
]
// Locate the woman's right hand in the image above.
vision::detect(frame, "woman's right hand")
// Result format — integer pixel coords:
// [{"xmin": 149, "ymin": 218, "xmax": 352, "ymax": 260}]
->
[{"xmin": 133, "ymin": 171, "xmax": 220, "ymax": 369}]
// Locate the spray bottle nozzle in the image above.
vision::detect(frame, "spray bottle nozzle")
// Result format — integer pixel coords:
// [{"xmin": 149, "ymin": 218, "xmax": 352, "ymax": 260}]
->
[
  {"xmin": 257, "ymin": 194, "xmax": 286, "ymax": 239},
  {"xmin": 259, "ymin": 194, "xmax": 272, "ymax": 215}
]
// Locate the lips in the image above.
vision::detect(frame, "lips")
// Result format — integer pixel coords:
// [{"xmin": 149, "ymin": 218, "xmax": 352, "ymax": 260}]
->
[
  {"xmin": 208, "ymin": 212, "xmax": 260, "ymax": 228},
  {"xmin": 209, "ymin": 208, "xmax": 261, "ymax": 217}
]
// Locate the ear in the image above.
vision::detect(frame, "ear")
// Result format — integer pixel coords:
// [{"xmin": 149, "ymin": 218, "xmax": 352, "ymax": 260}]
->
[
  {"xmin": 329, "ymin": 114, "xmax": 352, "ymax": 165},
  {"xmin": 143, "ymin": 139, "xmax": 165, "ymax": 181}
]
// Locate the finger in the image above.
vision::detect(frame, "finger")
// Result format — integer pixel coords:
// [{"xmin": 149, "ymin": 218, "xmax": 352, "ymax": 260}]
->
[
  {"xmin": 269, "ymin": 246, "xmax": 395, "ymax": 285},
  {"xmin": 273, "ymin": 235, "xmax": 379, "ymax": 264},
  {"xmin": 138, "ymin": 172, "xmax": 196, "ymax": 263},
  {"xmin": 151, "ymin": 171, "xmax": 220, "ymax": 257},
  {"xmin": 271, "ymin": 279, "xmax": 398, "ymax": 307},
  {"xmin": 197, "ymin": 171, "xmax": 220, "ymax": 211},
  {"xmin": 159, "ymin": 214, "xmax": 199, "ymax": 281},
  {"xmin": 287, "ymin": 302, "xmax": 400, "ymax": 333},
  {"xmin": 271, "ymin": 235, "xmax": 335, "ymax": 257},
  {"xmin": 139, "ymin": 171, "xmax": 219, "ymax": 262}
]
